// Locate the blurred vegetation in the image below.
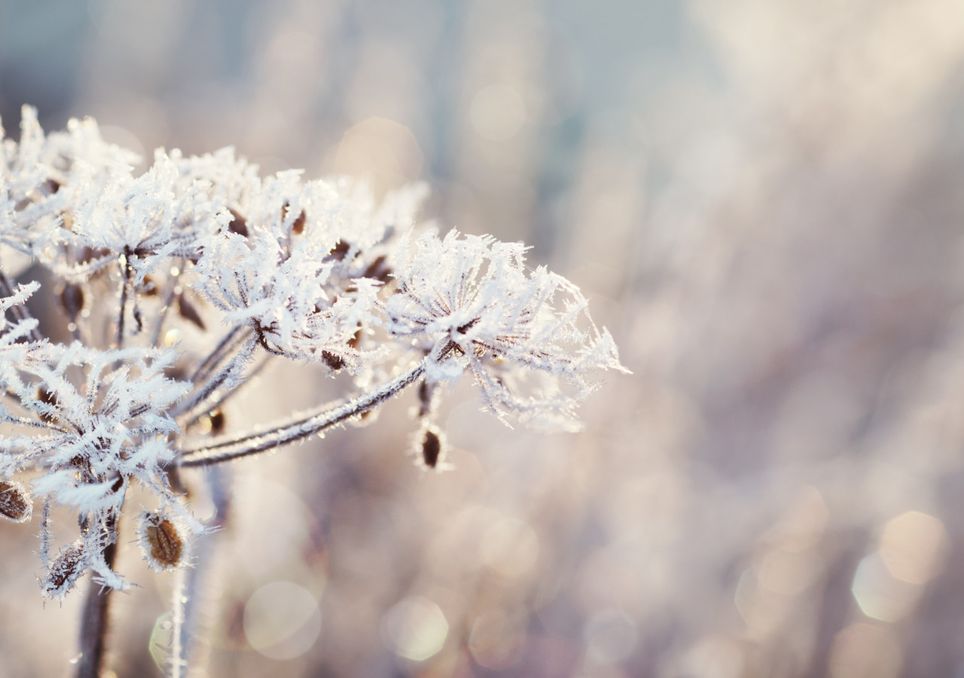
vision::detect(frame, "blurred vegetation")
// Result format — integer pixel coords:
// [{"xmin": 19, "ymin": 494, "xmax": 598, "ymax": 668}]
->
[{"xmin": 2, "ymin": 0, "xmax": 964, "ymax": 676}]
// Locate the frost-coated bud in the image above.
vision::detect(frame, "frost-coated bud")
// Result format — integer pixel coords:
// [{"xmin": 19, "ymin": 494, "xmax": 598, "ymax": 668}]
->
[
  {"xmin": 0, "ymin": 480, "xmax": 32, "ymax": 523},
  {"xmin": 42, "ymin": 541, "xmax": 86, "ymax": 600},
  {"xmin": 137, "ymin": 512, "xmax": 186, "ymax": 571}
]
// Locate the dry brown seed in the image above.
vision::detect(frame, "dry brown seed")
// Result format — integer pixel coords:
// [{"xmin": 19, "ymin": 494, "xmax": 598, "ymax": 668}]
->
[
  {"xmin": 43, "ymin": 541, "xmax": 86, "ymax": 599},
  {"xmin": 348, "ymin": 327, "xmax": 363, "ymax": 350},
  {"xmin": 328, "ymin": 240, "xmax": 351, "ymax": 261},
  {"xmin": 140, "ymin": 275, "xmax": 159, "ymax": 297},
  {"xmin": 141, "ymin": 513, "xmax": 184, "ymax": 570},
  {"xmin": 362, "ymin": 255, "xmax": 392, "ymax": 283},
  {"xmin": 291, "ymin": 209, "xmax": 307, "ymax": 235},
  {"xmin": 322, "ymin": 350, "xmax": 346, "ymax": 371},
  {"xmin": 421, "ymin": 427, "xmax": 442, "ymax": 469},
  {"xmin": 208, "ymin": 408, "xmax": 226, "ymax": 436},
  {"xmin": 59, "ymin": 283, "xmax": 85, "ymax": 321},
  {"xmin": 0, "ymin": 481, "xmax": 31, "ymax": 523},
  {"xmin": 227, "ymin": 208, "xmax": 249, "ymax": 237},
  {"xmin": 177, "ymin": 293, "xmax": 206, "ymax": 331}
]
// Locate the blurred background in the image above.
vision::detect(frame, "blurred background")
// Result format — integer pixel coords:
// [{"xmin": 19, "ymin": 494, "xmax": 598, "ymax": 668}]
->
[{"xmin": 3, "ymin": 0, "xmax": 964, "ymax": 676}]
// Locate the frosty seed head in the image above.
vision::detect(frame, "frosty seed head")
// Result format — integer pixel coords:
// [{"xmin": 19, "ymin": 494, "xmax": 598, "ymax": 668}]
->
[
  {"xmin": 138, "ymin": 512, "xmax": 186, "ymax": 571},
  {"xmin": 0, "ymin": 480, "xmax": 32, "ymax": 523},
  {"xmin": 42, "ymin": 541, "xmax": 86, "ymax": 600}
]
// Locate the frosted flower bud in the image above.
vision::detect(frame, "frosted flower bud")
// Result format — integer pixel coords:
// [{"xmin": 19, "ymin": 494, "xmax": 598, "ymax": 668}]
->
[
  {"xmin": 137, "ymin": 512, "xmax": 187, "ymax": 571},
  {"xmin": 0, "ymin": 480, "xmax": 32, "ymax": 522},
  {"xmin": 43, "ymin": 541, "xmax": 86, "ymax": 600}
]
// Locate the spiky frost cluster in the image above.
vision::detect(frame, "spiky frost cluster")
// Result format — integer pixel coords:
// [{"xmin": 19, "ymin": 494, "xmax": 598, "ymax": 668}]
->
[{"xmin": 0, "ymin": 106, "xmax": 625, "ymax": 598}]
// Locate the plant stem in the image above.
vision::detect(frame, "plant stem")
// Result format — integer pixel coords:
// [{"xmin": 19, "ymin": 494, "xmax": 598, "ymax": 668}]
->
[
  {"xmin": 75, "ymin": 515, "xmax": 119, "ymax": 678},
  {"xmin": 178, "ymin": 360, "xmax": 426, "ymax": 467},
  {"xmin": 115, "ymin": 258, "xmax": 130, "ymax": 349},
  {"xmin": 173, "ymin": 335, "xmax": 256, "ymax": 419},
  {"xmin": 170, "ymin": 466, "xmax": 231, "ymax": 677},
  {"xmin": 189, "ymin": 325, "xmax": 248, "ymax": 384}
]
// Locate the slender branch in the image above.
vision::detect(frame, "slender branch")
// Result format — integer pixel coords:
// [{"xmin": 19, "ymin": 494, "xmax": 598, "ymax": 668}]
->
[
  {"xmin": 178, "ymin": 360, "xmax": 426, "ymax": 467},
  {"xmin": 182, "ymin": 353, "xmax": 272, "ymax": 431},
  {"xmin": 173, "ymin": 336, "xmax": 256, "ymax": 420},
  {"xmin": 150, "ymin": 260, "xmax": 184, "ymax": 347},
  {"xmin": 75, "ymin": 514, "xmax": 120, "ymax": 678},
  {"xmin": 189, "ymin": 324, "xmax": 248, "ymax": 384},
  {"xmin": 169, "ymin": 567, "xmax": 188, "ymax": 678},
  {"xmin": 115, "ymin": 258, "xmax": 130, "ymax": 349},
  {"xmin": 0, "ymin": 271, "xmax": 43, "ymax": 343},
  {"xmin": 170, "ymin": 466, "xmax": 231, "ymax": 677}
]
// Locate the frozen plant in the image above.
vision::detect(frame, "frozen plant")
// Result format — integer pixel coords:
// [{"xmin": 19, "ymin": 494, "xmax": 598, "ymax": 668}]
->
[{"xmin": 0, "ymin": 107, "xmax": 627, "ymax": 677}]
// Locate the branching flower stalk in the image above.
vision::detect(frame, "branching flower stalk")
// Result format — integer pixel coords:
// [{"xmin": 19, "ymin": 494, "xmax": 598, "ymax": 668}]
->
[{"xmin": 0, "ymin": 107, "xmax": 627, "ymax": 677}]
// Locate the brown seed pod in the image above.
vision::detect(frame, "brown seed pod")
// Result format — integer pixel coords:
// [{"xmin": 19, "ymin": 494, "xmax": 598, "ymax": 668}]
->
[
  {"xmin": 42, "ymin": 541, "xmax": 86, "ymax": 600},
  {"xmin": 0, "ymin": 480, "xmax": 32, "ymax": 523},
  {"xmin": 208, "ymin": 408, "xmax": 226, "ymax": 436},
  {"xmin": 59, "ymin": 283, "xmax": 85, "ymax": 321},
  {"xmin": 227, "ymin": 208, "xmax": 249, "ymax": 237},
  {"xmin": 140, "ymin": 275, "xmax": 159, "ymax": 297},
  {"xmin": 416, "ymin": 379, "xmax": 439, "ymax": 420},
  {"xmin": 362, "ymin": 255, "xmax": 392, "ymax": 283},
  {"xmin": 177, "ymin": 293, "xmax": 206, "ymax": 331},
  {"xmin": 321, "ymin": 350, "xmax": 346, "ymax": 371},
  {"xmin": 328, "ymin": 240, "xmax": 351, "ymax": 261},
  {"xmin": 138, "ymin": 512, "xmax": 186, "ymax": 571},
  {"xmin": 348, "ymin": 327, "xmax": 363, "ymax": 350},
  {"xmin": 415, "ymin": 424, "xmax": 446, "ymax": 470},
  {"xmin": 291, "ymin": 209, "xmax": 307, "ymax": 235}
]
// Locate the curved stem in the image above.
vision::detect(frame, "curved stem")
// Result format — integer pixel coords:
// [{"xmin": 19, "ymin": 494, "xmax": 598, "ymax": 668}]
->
[
  {"xmin": 178, "ymin": 360, "xmax": 426, "ymax": 467},
  {"xmin": 170, "ymin": 466, "xmax": 231, "ymax": 677},
  {"xmin": 75, "ymin": 514, "xmax": 119, "ymax": 678}
]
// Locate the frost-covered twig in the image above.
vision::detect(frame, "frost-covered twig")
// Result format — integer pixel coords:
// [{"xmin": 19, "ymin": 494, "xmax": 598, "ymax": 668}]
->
[
  {"xmin": 75, "ymin": 513, "xmax": 119, "ymax": 678},
  {"xmin": 177, "ymin": 360, "xmax": 426, "ymax": 467}
]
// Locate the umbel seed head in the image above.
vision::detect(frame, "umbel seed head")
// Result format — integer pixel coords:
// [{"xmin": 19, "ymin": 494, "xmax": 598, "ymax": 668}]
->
[
  {"xmin": 138, "ymin": 512, "xmax": 186, "ymax": 571},
  {"xmin": 0, "ymin": 480, "xmax": 32, "ymax": 523}
]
